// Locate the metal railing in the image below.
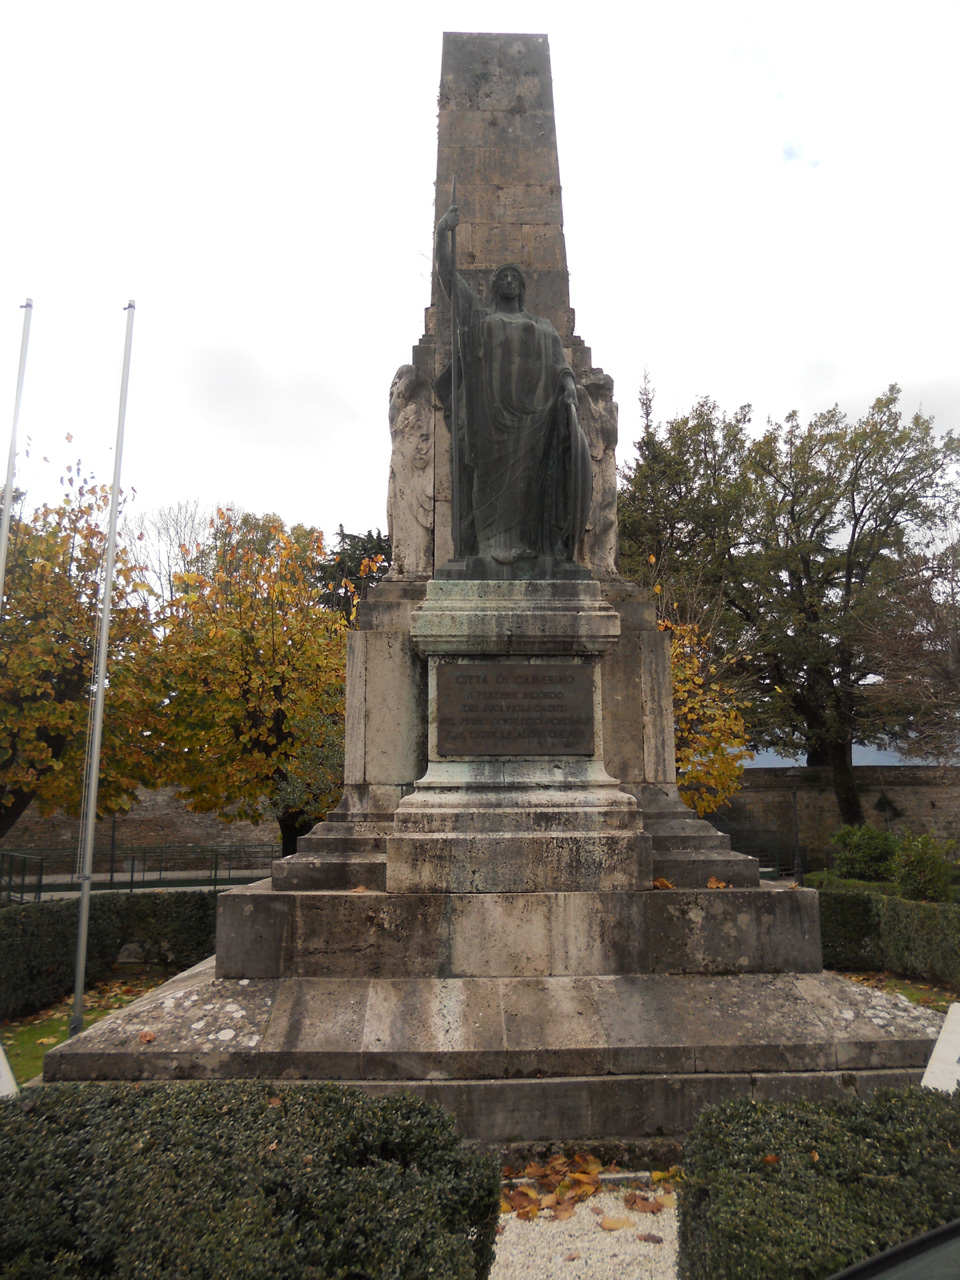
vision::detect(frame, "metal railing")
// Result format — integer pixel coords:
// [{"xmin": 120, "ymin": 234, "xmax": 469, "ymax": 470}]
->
[
  {"xmin": 0, "ymin": 850, "xmax": 43, "ymax": 904},
  {"xmin": 0, "ymin": 845, "xmax": 276, "ymax": 899}
]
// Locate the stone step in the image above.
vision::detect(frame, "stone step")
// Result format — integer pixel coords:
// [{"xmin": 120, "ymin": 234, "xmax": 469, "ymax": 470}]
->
[
  {"xmin": 272, "ymin": 853, "xmax": 386, "ymax": 892},
  {"xmin": 386, "ymin": 830, "xmax": 651, "ymax": 893},
  {"xmin": 297, "ymin": 832, "xmax": 389, "ymax": 854},
  {"xmin": 215, "ymin": 881, "xmax": 820, "ymax": 980},
  {"xmin": 44, "ymin": 963, "xmax": 939, "ymax": 1142},
  {"xmin": 648, "ymin": 832, "xmax": 731, "ymax": 855},
  {"xmin": 653, "ymin": 850, "xmax": 760, "ymax": 888}
]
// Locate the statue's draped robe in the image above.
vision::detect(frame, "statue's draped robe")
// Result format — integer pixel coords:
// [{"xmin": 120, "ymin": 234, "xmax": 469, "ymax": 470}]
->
[{"xmin": 441, "ymin": 274, "xmax": 592, "ymax": 564}]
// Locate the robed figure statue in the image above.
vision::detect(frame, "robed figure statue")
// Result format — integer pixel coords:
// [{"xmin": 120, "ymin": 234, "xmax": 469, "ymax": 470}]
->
[{"xmin": 435, "ymin": 204, "xmax": 592, "ymax": 573}]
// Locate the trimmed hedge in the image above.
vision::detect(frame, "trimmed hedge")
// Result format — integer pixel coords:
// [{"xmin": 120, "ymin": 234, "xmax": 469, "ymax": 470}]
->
[
  {"xmin": 811, "ymin": 880, "xmax": 960, "ymax": 988},
  {"xmin": 0, "ymin": 1079, "xmax": 500, "ymax": 1280},
  {"xmin": 0, "ymin": 891, "xmax": 219, "ymax": 1021},
  {"xmin": 679, "ymin": 1087, "xmax": 960, "ymax": 1280}
]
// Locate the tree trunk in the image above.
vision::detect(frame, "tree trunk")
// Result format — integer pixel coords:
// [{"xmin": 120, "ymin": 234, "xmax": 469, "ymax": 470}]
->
[
  {"xmin": 277, "ymin": 810, "xmax": 318, "ymax": 858},
  {"xmin": 827, "ymin": 740, "xmax": 864, "ymax": 826},
  {"xmin": 0, "ymin": 790, "xmax": 38, "ymax": 842}
]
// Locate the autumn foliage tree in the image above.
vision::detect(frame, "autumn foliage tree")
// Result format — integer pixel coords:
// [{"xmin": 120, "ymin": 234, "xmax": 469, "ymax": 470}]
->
[
  {"xmin": 0, "ymin": 469, "xmax": 159, "ymax": 840},
  {"xmin": 619, "ymin": 383, "xmax": 960, "ymax": 825},
  {"xmin": 156, "ymin": 510, "xmax": 347, "ymax": 854},
  {"xmin": 663, "ymin": 614, "xmax": 753, "ymax": 816}
]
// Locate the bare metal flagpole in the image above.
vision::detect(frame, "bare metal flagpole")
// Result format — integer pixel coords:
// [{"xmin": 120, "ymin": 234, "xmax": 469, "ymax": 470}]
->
[
  {"xmin": 70, "ymin": 300, "xmax": 136, "ymax": 1038},
  {"xmin": 0, "ymin": 299, "xmax": 34, "ymax": 608}
]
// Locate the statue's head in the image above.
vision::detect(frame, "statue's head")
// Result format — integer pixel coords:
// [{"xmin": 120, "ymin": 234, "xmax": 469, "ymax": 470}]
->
[{"xmin": 490, "ymin": 263, "xmax": 526, "ymax": 310}]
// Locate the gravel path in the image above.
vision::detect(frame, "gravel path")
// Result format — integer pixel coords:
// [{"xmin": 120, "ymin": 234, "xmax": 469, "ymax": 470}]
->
[{"xmin": 491, "ymin": 1187, "xmax": 679, "ymax": 1280}]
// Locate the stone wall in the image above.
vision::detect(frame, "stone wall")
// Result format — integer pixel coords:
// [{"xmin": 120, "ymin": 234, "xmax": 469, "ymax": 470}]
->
[
  {"xmin": 3, "ymin": 787, "xmax": 277, "ymax": 877},
  {"xmin": 722, "ymin": 766, "xmax": 960, "ymax": 870}
]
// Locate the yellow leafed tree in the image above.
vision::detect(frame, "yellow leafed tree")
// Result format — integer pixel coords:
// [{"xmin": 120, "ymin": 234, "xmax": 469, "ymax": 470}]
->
[
  {"xmin": 662, "ymin": 618, "xmax": 753, "ymax": 815},
  {"xmin": 157, "ymin": 510, "xmax": 347, "ymax": 854},
  {"xmin": 0, "ymin": 469, "xmax": 159, "ymax": 840}
]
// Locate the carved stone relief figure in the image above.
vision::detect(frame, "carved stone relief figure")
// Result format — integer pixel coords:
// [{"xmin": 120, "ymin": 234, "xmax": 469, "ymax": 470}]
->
[
  {"xmin": 386, "ymin": 364, "xmax": 434, "ymax": 577},
  {"xmin": 576, "ymin": 369, "xmax": 619, "ymax": 576}
]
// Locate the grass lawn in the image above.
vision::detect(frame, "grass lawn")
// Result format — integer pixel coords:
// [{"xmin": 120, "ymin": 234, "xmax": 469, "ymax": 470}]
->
[
  {"xmin": 838, "ymin": 970, "xmax": 960, "ymax": 1014},
  {"xmin": 1, "ymin": 964, "xmax": 174, "ymax": 1085}
]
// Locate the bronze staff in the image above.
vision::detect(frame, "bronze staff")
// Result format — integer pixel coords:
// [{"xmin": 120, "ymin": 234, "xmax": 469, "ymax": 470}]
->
[{"xmin": 448, "ymin": 176, "xmax": 461, "ymax": 558}]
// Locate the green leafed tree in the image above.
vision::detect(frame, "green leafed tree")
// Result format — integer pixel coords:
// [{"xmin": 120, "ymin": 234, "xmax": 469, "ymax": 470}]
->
[
  {"xmin": 0, "ymin": 468, "xmax": 159, "ymax": 840},
  {"xmin": 619, "ymin": 383, "xmax": 960, "ymax": 825}
]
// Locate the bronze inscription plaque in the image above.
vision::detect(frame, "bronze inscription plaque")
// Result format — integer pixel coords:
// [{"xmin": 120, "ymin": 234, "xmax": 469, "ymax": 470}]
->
[{"xmin": 436, "ymin": 662, "xmax": 594, "ymax": 757}]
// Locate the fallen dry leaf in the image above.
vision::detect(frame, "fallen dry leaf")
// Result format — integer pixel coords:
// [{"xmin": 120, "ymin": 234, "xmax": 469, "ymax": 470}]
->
[
  {"xmin": 516, "ymin": 1203, "xmax": 539, "ymax": 1221},
  {"xmin": 625, "ymin": 1190, "xmax": 663, "ymax": 1213},
  {"xmin": 267, "ymin": 1096, "xmax": 282, "ymax": 1107},
  {"xmin": 590, "ymin": 1204, "xmax": 605, "ymax": 1216},
  {"xmin": 551, "ymin": 1202, "xmax": 577, "ymax": 1222},
  {"xmin": 348, "ymin": 885, "xmax": 367, "ymax": 893},
  {"xmin": 707, "ymin": 876, "xmax": 728, "ymax": 889},
  {"xmin": 35, "ymin": 1036, "xmax": 58, "ymax": 1045},
  {"xmin": 600, "ymin": 1216, "xmax": 633, "ymax": 1231},
  {"xmin": 637, "ymin": 1232, "xmax": 663, "ymax": 1244},
  {"xmin": 652, "ymin": 876, "xmax": 676, "ymax": 889},
  {"xmin": 656, "ymin": 1192, "xmax": 677, "ymax": 1209},
  {"xmin": 563, "ymin": 1254, "xmax": 581, "ymax": 1262},
  {"xmin": 139, "ymin": 1030, "xmax": 156, "ymax": 1044},
  {"xmin": 762, "ymin": 1154, "xmax": 779, "ymax": 1165}
]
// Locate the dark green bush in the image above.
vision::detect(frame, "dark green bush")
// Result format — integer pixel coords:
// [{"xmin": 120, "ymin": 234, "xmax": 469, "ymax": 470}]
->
[
  {"xmin": 0, "ymin": 1080, "xmax": 500, "ymax": 1279},
  {"xmin": 830, "ymin": 824, "xmax": 897, "ymax": 881},
  {"xmin": 679, "ymin": 1087, "xmax": 960, "ymax": 1280},
  {"xmin": 814, "ymin": 887, "xmax": 885, "ymax": 971},
  {"xmin": 813, "ymin": 881, "xmax": 960, "ymax": 987},
  {"xmin": 892, "ymin": 833, "xmax": 955, "ymax": 903},
  {"xmin": 0, "ymin": 891, "xmax": 219, "ymax": 1020}
]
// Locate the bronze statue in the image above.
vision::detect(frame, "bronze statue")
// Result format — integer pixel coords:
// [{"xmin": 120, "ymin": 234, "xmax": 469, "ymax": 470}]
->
[{"xmin": 435, "ymin": 204, "xmax": 592, "ymax": 571}]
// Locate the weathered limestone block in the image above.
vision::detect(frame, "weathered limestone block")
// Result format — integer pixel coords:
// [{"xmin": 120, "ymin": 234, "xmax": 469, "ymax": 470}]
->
[{"xmin": 214, "ymin": 883, "xmax": 822, "ymax": 981}]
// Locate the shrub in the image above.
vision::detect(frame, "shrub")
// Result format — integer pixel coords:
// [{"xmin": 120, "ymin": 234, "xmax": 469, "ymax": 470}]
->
[
  {"xmin": 813, "ymin": 880, "xmax": 960, "ymax": 988},
  {"xmin": 892, "ymin": 833, "xmax": 955, "ymax": 903},
  {"xmin": 830, "ymin": 824, "xmax": 897, "ymax": 881},
  {"xmin": 0, "ymin": 891, "xmax": 219, "ymax": 1020},
  {"xmin": 679, "ymin": 1088, "xmax": 960, "ymax": 1280},
  {"xmin": 0, "ymin": 1080, "xmax": 500, "ymax": 1279}
]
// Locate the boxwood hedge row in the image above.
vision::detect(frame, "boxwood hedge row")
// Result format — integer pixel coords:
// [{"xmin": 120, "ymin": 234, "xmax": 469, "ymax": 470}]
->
[
  {"xmin": 679, "ymin": 1087, "xmax": 960, "ymax": 1280},
  {"xmin": 811, "ymin": 880, "xmax": 960, "ymax": 988},
  {"xmin": 0, "ymin": 1079, "xmax": 500, "ymax": 1280},
  {"xmin": 0, "ymin": 891, "xmax": 218, "ymax": 1020}
]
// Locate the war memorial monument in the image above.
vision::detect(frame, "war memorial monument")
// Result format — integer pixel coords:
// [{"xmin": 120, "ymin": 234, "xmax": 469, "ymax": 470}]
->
[{"xmin": 46, "ymin": 33, "xmax": 939, "ymax": 1143}]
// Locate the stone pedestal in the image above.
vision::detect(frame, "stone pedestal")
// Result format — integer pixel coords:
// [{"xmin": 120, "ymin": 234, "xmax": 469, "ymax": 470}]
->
[{"xmin": 386, "ymin": 579, "xmax": 651, "ymax": 894}]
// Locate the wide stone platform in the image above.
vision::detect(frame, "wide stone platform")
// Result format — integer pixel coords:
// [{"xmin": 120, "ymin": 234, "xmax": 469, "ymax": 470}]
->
[{"xmin": 45, "ymin": 958, "xmax": 940, "ymax": 1141}]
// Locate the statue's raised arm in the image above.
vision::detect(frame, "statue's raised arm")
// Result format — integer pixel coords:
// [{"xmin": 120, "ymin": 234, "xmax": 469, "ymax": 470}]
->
[{"xmin": 434, "ymin": 204, "xmax": 460, "ymax": 301}]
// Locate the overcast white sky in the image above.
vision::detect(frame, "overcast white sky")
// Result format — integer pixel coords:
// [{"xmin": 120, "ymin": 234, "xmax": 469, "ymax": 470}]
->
[{"xmin": 3, "ymin": 0, "xmax": 958, "ymax": 543}]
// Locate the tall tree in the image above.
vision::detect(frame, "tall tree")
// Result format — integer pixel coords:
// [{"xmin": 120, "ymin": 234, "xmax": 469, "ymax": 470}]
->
[
  {"xmin": 0, "ymin": 470, "xmax": 159, "ymax": 840},
  {"xmin": 619, "ymin": 385, "xmax": 960, "ymax": 825},
  {"xmin": 156, "ymin": 510, "xmax": 347, "ymax": 854}
]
